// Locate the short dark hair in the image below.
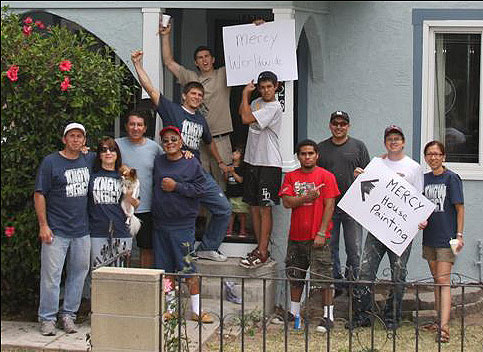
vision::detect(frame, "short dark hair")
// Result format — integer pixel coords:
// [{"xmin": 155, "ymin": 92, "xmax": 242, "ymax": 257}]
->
[
  {"xmin": 126, "ymin": 110, "xmax": 149, "ymax": 126},
  {"xmin": 193, "ymin": 46, "xmax": 213, "ymax": 60},
  {"xmin": 295, "ymin": 139, "xmax": 319, "ymax": 155},
  {"xmin": 257, "ymin": 71, "xmax": 278, "ymax": 86},
  {"xmin": 94, "ymin": 137, "xmax": 122, "ymax": 172},
  {"xmin": 424, "ymin": 140, "xmax": 445, "ymax": 156},
  {"xmin": 183, "ymin": 81, "xmax": 205, "ymax": 96}
]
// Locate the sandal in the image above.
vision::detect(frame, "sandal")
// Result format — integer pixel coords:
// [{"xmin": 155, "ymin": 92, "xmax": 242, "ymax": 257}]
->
[
  {"xmin": 421, "ymin": 321, "xmax": 439, "ymax": 332},
  {"xmin": 435, "ymin": 326, "xmax": 450, "ymax": 343}
]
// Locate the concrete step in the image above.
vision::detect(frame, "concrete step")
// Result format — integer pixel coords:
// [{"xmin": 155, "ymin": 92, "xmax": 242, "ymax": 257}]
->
[{"xmin": 195, "ymin": 257, "xmax": 278, "ymax": 278}]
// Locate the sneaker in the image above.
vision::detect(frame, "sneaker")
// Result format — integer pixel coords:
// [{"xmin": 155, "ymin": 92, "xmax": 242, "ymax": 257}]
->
[
  {"xmin": 191, "ymin": 312, "xmax": 214, "ymax": 324},
  {"xmin": 271, "ymin": 311, "xmax": 295, "ymax": 325},
  {"xmin": 40, "ymin": 320, "xmax": 56, "ymax": 336},
  {"xmin": 239, "ymin": 250, "xmax": 269, "ymax": 269},
  {"xmin": 316, "ymin": 318, "xmax": 334, "ymax": 333},
  {"xmin": 224, "ymin": 281, "xmax": 242, "ymax": 304},
  {"xmin": 196, "ymin": 250, "xmax": 227, "ymax": 262},
  {"xmin": 60, "ymin": 316, "xmax": 77, "ymax": 334}
]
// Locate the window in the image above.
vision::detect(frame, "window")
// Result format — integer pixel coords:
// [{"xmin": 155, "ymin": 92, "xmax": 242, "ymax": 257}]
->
[{"xmin": 421, "ymin": 21, "xmax": 483, "ymax": 179}]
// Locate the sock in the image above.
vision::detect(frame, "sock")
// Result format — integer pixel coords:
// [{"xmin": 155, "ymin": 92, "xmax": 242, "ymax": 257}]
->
[
  {"xmin": 290, "ymin": 301, "xmax": 301, "ymax": 316},
  {"xmin": 324, "ymin": 305, "xmax": 334, "ymax": 321},
  {"xmin": 191, "ymin": 294, "xmax": 200, "ymax": 315}
]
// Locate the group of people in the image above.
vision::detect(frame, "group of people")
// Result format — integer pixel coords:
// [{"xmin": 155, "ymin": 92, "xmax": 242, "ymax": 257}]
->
[{"xmin": 34, "ymin": 17, "xmax": 464, "ymax": 344}]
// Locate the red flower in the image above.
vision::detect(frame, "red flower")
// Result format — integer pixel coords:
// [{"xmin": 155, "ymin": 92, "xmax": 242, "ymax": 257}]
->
[
  {"xmin": 5, "ymin": 226, "xmax": 15, "ymax": 237},
  {"xmin": 59, "ymin": 60, "xmax": 72, "ymax": 72},
  {"xmin": 23, "ymin": 17, "xmax": 33, "ymax": 25},
  {"xmin": 60, "ymin": 76, "xmax": 72, "ymax": 91},
  {"xmin": 163, "ymin": 278, "xmax": 173, "ymax": 293},
  {"xmin": 35, "ymin": 20, "xmax": 45, "ymax": 29},
  {"xmin": 6, "ymin": 65, "xmax": 19, "ymax": 82},
  {"xmin": 22, "ymin": 25, "xmax": 33, "ymax": 36}
]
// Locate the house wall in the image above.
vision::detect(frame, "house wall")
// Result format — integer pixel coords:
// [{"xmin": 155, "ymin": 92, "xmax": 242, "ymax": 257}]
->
[{"xmin": 303, "ymin": 1, "xmax": 483, "ymax": 281}]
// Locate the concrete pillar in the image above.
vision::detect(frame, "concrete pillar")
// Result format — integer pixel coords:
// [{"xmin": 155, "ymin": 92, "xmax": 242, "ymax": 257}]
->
[{"xmin": 91, "ymin": 267, "xmax": 165, "ymax": 352}]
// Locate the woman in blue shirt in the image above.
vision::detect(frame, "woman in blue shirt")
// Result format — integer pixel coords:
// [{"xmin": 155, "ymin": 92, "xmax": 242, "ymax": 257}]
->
[{"xmin": 420, "ymin": 140, "xmax": 464, "ymax": 343}]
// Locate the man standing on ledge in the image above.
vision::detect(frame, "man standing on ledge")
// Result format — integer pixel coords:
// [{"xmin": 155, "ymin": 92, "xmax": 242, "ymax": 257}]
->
[
  {"xmin": 317, "ymin": 111, "xmax": 370, "ymax": 296},
  {"xmin": 35, "ymin": 123, "xmax": 95, "ymax": 336}
]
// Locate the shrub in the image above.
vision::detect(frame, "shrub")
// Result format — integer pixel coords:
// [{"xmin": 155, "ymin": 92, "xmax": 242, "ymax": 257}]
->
[{"xmin": 1, "ymin": 7, "xmax": 135, "ymax": 314}]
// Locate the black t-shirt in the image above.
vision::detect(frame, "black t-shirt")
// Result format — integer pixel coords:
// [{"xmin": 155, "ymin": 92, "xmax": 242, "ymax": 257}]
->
[{"xmin": 225, "ymin": 165, "xmax": 245, "ymax": 198}]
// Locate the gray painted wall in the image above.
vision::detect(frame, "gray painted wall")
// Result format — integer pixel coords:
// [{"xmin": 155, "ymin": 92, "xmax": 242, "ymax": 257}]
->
[{"xmin": 303, "ymin": 1, "xmax": 483, "ymax": 281}]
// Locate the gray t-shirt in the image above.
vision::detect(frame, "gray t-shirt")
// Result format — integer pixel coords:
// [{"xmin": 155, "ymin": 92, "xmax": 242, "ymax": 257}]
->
[
  {"xmin": 115, "ymin": 137, "xmax": 163, "ymax": 213},
  {"xmin": 244, "ymin": 98, "xmax": 283, "ymax": 168},
  {"xmin": 317, "ymin": 136, "xmax": 370, "ymax": 203}
]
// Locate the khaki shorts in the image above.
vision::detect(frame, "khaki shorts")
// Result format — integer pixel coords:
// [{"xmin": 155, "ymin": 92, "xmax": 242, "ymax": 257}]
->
[
  {"xmin": 285, "ymin": 239, "xmax": 333, "ymax": 289},
  {"xmin": 422, "ymin": 246, "xmax": 455, "ymax": 263},
  {"xmin": 229, "ymin": 197, "xmax": 249, "ymax": 214}
]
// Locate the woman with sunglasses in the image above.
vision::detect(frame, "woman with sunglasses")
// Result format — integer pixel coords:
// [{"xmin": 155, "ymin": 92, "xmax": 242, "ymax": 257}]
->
[
  {"xmin": 88, "ymin": 137, "xmax": 138, "ymax": 269},
  {"xmin": 419, "ymin": 140, "xmax": 464, "ymax": 343}
]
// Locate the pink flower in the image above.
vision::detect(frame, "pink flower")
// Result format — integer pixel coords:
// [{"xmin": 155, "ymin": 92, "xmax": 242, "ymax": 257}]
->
[
  {"xmin": 23, "ymin": 17, "xmax": 33, "ymax": 25},
  {"xmin": 59, "ymin": 60, "xmax": 72, "ymax": 72},
  {"xmin": 22, "ymin": 25, "xmax": 33, "ymax": 36},
  {"xmin": 60, "ymin": 76, "xmax": 72, "ymax": 91},
  {"xmin": 35, "ymin": 20, "xmax": 45, "ymax": 29},
  {"xmin": 6, "ymin": 65, "xmax": 19, "ymax": 82},
  {"xmin": 163, "ymin": 278, "xmax": 173, "ymax": 293},
  {"xmin": 5, "ymin": 226, "xmax": 15, "ymax": 238}
]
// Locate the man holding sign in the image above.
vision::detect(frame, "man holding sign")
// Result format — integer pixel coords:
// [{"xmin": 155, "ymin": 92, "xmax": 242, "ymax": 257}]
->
[{"xmin": 346, "ymin": 125, "xmax": 424, "ymax": 330}]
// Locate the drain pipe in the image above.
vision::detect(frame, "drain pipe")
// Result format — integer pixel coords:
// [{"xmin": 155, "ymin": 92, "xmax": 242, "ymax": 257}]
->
[{"xmin": 476, "ymin": 240, "xmax": 483, "ymax": 284}]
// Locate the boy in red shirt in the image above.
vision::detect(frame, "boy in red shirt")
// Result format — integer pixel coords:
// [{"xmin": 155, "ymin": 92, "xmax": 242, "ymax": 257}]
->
[{"xmin": 278, "ymin": 139, "xmax": 340, "ymax": 332}]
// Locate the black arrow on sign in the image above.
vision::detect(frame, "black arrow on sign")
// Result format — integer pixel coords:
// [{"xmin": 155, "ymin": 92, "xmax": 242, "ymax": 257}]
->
[{"xmin": 361, "ymin": 179, "xmax": 379, "ymax": 202}]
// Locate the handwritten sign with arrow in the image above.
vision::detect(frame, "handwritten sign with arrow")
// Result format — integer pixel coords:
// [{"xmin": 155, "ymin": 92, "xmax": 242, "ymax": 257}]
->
[{"xmin": 338, "ymin": 158, "xmax": 435, "ymax": 256}]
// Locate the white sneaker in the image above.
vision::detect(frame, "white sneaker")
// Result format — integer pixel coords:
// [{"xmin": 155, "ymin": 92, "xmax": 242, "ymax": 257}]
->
[{"xmin": 196, "ymin": 250, "xmax": 227, "ymax": 262}]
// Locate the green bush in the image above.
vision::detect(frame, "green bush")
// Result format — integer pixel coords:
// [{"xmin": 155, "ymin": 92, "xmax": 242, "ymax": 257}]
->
[{"xmin": 1, "ymin": 7, "xmax": 135, "ymax": 314}]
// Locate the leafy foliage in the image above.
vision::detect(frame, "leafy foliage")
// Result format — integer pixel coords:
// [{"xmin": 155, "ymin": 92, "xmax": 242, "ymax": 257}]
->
[{"xmin": 1, "ymin": 7, "xmax": 135, "ymax": 313}]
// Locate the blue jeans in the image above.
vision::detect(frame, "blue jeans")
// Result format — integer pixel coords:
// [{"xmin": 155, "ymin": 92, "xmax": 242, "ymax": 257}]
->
[
  {"xmin": 331, "ymin": 209, "xmax": 362, "ymax": 285},
  {"xmin": 197, "ymin": 170, "xmax": 231, "ymax": 252},
  {"xmin": 38, "ymin": 234, "xmax": 90, "ymax": 322},
  {"xmin": 352, "ymin": 233, "xmax": 412, "ymax": 324}
]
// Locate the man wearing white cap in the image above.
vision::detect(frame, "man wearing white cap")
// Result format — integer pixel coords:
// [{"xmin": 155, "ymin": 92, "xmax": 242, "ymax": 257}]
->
[{"xmin": 34, "ymin": 123, "xmax": 96, "ymax": 336}]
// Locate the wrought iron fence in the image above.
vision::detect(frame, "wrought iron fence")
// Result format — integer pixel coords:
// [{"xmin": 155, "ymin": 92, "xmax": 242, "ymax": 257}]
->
[{"xmin": 159, "ymin": 272, "xmax": 483, "ymax": 352}]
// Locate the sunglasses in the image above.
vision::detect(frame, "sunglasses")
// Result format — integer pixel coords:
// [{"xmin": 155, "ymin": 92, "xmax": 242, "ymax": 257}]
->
[
  {"xmin": 99, "ymin": 146, "xmax": 116, "ymax": 153},
  {"xmin": 162, "ymin": 136, "xmax": 180, "ymax": 144},
  {"xmin": 331, "ymin": 121, "xmax": 349, "ymax": 127}
]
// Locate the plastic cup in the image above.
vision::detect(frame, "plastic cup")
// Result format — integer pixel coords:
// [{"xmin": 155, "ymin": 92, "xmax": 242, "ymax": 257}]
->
[
  {"xmin": 161, "ymin": 14, "xmax": 171, "ymax": 28},
  {"xmin": 449, "ymin": 239, "xmax": 459, "ymax": 255}
]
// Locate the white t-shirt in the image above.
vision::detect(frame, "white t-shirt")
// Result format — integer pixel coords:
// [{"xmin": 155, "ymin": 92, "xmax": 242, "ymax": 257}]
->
[
  {"xmin": 380, "ymin": 155, "xmax": 424, "ymax": 192},
  {"xmin": 244, "ymin": 98, "xmax": 283, "ymax": 168}
]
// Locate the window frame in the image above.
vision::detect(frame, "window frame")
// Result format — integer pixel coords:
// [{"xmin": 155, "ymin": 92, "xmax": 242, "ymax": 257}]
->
[{"xmin": 421, "ymin": 20, "xmax": 483, "ymax": 180}]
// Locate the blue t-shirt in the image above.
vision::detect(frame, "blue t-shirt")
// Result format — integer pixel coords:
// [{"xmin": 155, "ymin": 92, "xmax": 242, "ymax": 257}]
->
[
  {"xmin": 156, "ymin": 96, "xmax": 212, "ymax": 161},
  {"xmin": 35, "ymin": 152, "xmax": 96, "ymax": 238},
  {"xmin": 423, "ymin": 168, "xmax": 464, "ymax": 248},
  {"xmin": 88, "ymin": 169, "xmax": 130, "ymax": 238},
  {"xmin": 152, "ymin": 154, "xmax": 206, "ymax": 228}
]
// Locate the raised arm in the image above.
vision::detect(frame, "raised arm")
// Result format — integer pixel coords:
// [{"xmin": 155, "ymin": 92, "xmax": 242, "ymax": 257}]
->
[
  {"xmin": 159, "ymin": 23, "xmax": 182, "ymax": 77},
  {"xmin": 238, "ymin": 81, "xmax": 257, "ymax": 125},
  {"xmin": 131, "ymin": 50, "xmax": 161, "ymax": 106}
]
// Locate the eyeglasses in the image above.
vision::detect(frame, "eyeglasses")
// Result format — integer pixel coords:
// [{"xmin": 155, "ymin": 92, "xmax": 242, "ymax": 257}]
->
[
  {"xmin": 386, "ymin": 137, "xmax": 403, "ymax": 143},
  {"xmin": 162, "ymin": 136, "xmax": 180, "ymax": 144},
  {"xmin": 99, "ymin": 146, "xmax": 116, "ymax": 153},
  {"xmin": 425, "ymin": 153, "xmax": 444, "ymax": 158},
  {"xmin": 331, "ymin": 121, "xmax": 349, "ymax": 127}
]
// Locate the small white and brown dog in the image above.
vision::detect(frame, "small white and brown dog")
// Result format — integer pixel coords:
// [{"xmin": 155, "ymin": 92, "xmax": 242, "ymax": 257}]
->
[{"xmin": 119, "ymin": 165, "xmax": 141, "ymax": 237}]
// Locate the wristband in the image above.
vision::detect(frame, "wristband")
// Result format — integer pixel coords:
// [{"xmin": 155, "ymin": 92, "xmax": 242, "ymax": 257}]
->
[
  {"xmin": 456, "ymin": 233, "xmax": 463, "ymax": 238},
  {"xmin": 317, "ymin": 231, "xmax": 325, "ymax": 238}
]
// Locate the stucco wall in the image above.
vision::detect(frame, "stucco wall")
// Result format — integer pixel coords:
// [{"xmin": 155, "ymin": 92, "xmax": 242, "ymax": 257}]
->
[{"xmin": 303, "ymin": 1, "xmax": 483, "ymax": 281}]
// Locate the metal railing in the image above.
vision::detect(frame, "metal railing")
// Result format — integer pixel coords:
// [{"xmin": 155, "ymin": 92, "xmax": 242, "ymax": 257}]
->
[{"xmin": 159, "ymin": 272, "xmax": 483, "ymax": 352}]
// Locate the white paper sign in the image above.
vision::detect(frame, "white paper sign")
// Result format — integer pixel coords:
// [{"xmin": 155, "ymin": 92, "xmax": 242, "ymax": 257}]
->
[
  {"xmin": 338, "ymin": 158, "xmax": 435, "ymax": 256},
  {"xmin": 222, "ymin": 20, "xmax": 298, "ymax": 86}
]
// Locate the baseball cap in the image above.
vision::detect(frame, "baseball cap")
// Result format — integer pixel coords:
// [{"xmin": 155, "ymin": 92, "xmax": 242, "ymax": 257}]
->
[
  {"xmin": 160, "ymin": 125, "xmax": 182, "ymax": 137},
  {"xmin": 330, "ymin": 111, "xmax": 350, "ymax": 123},
  {"xmin": 384, "ymin": 125, "xmax": 405, "ymax": 140},
  {"xmin": 257, "ymin": 71, "xmax": 278, "ymax": 85},
  {"xmin": 63, "ymin": 122, "xmax": 86, "ymax": 136}
]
